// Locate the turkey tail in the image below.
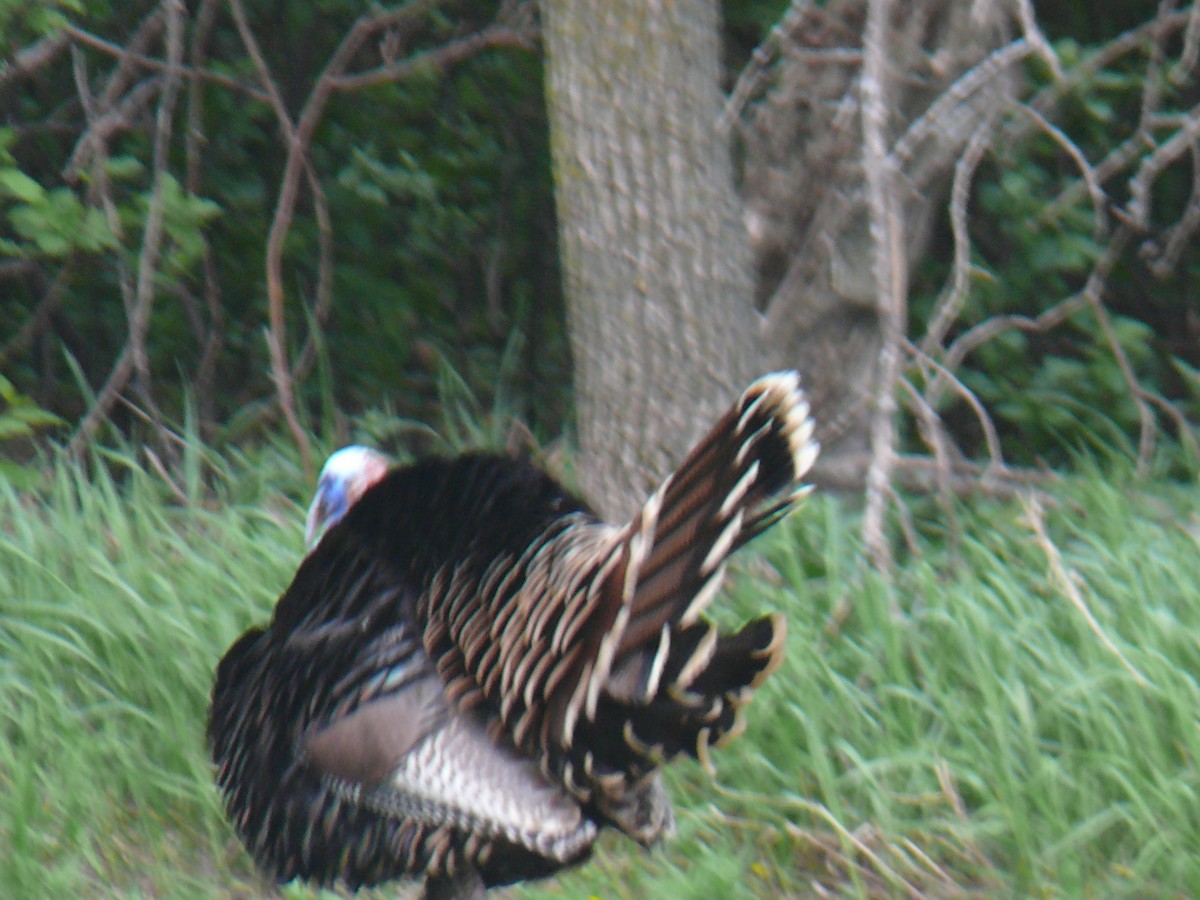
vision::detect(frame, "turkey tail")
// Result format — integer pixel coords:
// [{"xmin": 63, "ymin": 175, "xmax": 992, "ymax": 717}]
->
[
  {"xmin": 583, "ymin": 372, "xmax": 814, "ymax": 788},
  {"xmin": 613, "ymin": 371, "xmax": 816, "ymax": 667}
]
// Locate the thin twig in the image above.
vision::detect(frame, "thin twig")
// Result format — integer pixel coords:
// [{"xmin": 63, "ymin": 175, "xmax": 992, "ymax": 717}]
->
[
  {"xmin": 292, "ymin": 170, "xmax": 335, "ymax": 383},
  {"xmin": 63, "ymin": 23, "xmax": 269, "ymax": 103},
  {"xmin": 892, "ymin": 39, "xmax": 1030, "ymax": 182},
  {"xmin": 1023, "ymin": 104, "xmax": 1108, "ymax": 237},
  {"xmin": 1015, "ymin": 0, "xmax": 1063, "ymax": 80},
  {"xmin": 1028, "ymin": 10, "xmax": 1191, "ymax": 118},
  {"xmin": 940, "ymin": 295, "xmax": 1090, "ymax": 379},
  {"xmin": 718, "ymin": 0, "xmax": 812, "ymax": 134},
  {"xmin": 0, "ymin": 31, "xmax": 69, "ymax": 86},
  {"xmin": 1078, "ymin": 226, "xmax": 1158, "ymax": 472},
  {"xmin": 921, "ymin": 120, "xmax": 992, "ymax": 352},
  {"xmin": 1128, "ymin": 103, "xmax": 1200, "ymax": 227},
  {"xmin": 1172, "ymin": 0, "xmax": 1200, "ymax": 82},
  {"xmin": 1041, "ymin": 129, "xmax": 1155, "ymax": 226},
  {"xmin": 1021, "ymin": 493, "xmax": 1150, "ymax": 687},
  {"xmin": 711, "ymin": 783, "xmax": 932, "ymax": 897},
  {"xmin": 72, "ymin": 44, "xmax": 139, "ymax": 315},
  {"xmin": 816, "ymin": 452, "xmax": 1048, "ymax": 497},
  {"xmin": 144, "ymin": 446, "xmax": 190, "ymax": 506},
  {"xmin": 228, "ymin": 0, "xmax": 339, "ymax": 473},
  {"xmin": 184, "ymin": 0, "xmax": 223, "ymax": 436},
  {"xmin": 327, "ymin": 24, "xmax": 539, "ymax": 91},
  {"xmin": 900, "ymin": 377, "xmax": 956, "ymax": 503},
  {"xmin": 907, "ymin": 340, "xmax": 1006, "ymax": 471},
  {"xmin": 1144, "ymin": 141, "xmax": 1200, "ymax": 278},
  {"xmin": 70, "ymin": 0, "xmax": 185, "ymax": 457},
  {"xmin": 264, "ymin": 0, "xmax": 447, "ymax": 478},
  {"xmin": 0, "ymin": 264, "xmax": 69, "ymax": 369},
  {"xmin": 64, "ymin": 77, "xmax": 162, "ymax": 181},
  {"xmin": 243, "ymin": 0, "xmax": 536, "ymax": 476}
]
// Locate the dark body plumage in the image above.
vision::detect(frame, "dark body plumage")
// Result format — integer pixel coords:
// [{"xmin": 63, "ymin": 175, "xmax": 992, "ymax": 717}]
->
[{"xmin": 208, "ymin": 373, "xmax": 817, "ymax": 896}]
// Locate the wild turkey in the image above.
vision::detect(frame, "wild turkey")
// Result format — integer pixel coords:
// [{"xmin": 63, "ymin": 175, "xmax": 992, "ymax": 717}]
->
[{"xmin": 208, "ymin": 371, "xmax": 818, "ymax": 897}]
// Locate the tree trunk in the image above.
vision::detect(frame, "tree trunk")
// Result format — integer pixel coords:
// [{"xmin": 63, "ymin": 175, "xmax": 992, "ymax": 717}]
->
[{"xmin": 541, "ymin": 0, "xmax": 759, "ymax": 521}]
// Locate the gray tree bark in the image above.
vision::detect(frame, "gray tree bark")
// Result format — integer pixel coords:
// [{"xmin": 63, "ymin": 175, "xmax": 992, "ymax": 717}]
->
[{"xmin": 541, "ymin": 0, "xmax": 759, "ymax": 521}]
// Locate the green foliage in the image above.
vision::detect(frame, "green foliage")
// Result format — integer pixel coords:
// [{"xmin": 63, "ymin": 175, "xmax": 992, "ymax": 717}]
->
[
  {"xmin": 0, "ymin": 129, "xmax": 117, "ymax": 259},
  {"xmin": 0, "ymin": 0, "xmax": 80, "ymax": 39},
  {"xmin": 0, "ymin": 1, "xmax": 565, "ymax": 452},
  {"xmin": 0, "ymin": 374, "xmax": 64, "ymax": 487},
  {"xmin": 911, "ymin": 27, "xmax": 1200, "ymax": 467},
  {"xmin": 142, "ymin": 173, "xmax": 223, "ymax": 280}
]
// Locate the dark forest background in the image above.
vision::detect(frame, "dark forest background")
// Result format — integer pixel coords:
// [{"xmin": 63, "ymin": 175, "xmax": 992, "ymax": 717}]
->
[{"xmin": 1, "ymin": 0, "xmax": 1198, "ymax": 492}]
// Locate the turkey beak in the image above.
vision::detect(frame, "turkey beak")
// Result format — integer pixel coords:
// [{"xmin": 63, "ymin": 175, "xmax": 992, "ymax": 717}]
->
[{"xmin": 305, "ymin": 475, "xmax": 347, "ymax": 549}]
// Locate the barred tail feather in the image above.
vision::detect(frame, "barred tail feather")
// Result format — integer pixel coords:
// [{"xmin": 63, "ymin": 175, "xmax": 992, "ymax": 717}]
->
[
  {"xmin": 615, "ymin": 372, "xmax": 816, "ymax": 659},
  {"xmin": 599, "ymin": 614, "xmax": 787, "ymax": 770},
  {"xmin": 580, "ymin": 372, "xmax": 812, "ymax": 801}
]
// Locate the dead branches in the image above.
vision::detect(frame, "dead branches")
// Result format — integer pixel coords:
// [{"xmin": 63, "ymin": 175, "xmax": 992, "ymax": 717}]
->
[
  {"xmin": 741, "ymin": 0, "xmax": 1200, "ymax": 572},
  {"xmin": 68, "ymin": 0, "xmax": 185, "ymax": 458},
  {"xmin": 227, "ymin": 0, "xmax": 536, "ymax": 478},
  {"xmin": 3, "ymin": 0, "xmax": 538, "ymax": 471}
]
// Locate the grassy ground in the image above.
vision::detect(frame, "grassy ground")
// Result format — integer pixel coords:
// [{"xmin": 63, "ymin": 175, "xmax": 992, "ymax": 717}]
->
[{"xmin": 2, "ymin": 448, "xmax": 1199, "ymax": 897}]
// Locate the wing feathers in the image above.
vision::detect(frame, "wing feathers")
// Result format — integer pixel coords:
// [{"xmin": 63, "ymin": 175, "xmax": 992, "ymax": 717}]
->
[{"xmin": 303, "ymin": 676, "xmax": 445, "ymax": 785}]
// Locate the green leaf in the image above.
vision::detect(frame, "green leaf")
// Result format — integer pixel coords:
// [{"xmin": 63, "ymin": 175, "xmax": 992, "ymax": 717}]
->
[
  {"xmin": 0, "ymin": 168, "xmax": 45, "ymax": 203},
  {"xmin": 104, "ymin": 156, "xmax": 144, "ymax": 180}
]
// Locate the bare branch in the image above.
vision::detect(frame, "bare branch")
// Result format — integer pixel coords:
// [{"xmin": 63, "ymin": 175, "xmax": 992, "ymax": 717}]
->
[
  {"xmin": 184, "ymin": 0, "xmax": 224, "ymax": 435},
  {"xmin": 225, "ymin": 0, "xmax": 337, "ymax": 387},
  {"xmin": 1023, "ymin": 104, "xmax": 1109, "ymax": 237},
  {"xmin": 63, "ymin": 22, "xmax": 270, "ymax": 103},
  {"xmin": 940, "ymin": 295, "xmax": 1090, "ymax": 382},
  {"xmin": 70, "ymin": 0, "xmax": 186, "ymax": 457},
  {"xmin": 1040, "ymin": 129, "xmax": 1155, "ymax": 226},
  {"xmin": 1078, "ymin": 227, "xmax": 1157, "ymax": 473},
  {"xmin": 1172, "ymin": 0, "xmax": 1200, "ymax": 82},
  {"xmin": 1021, "ymin": 493, "xmax": 1150, "ymax": 686},
  {"xmin": 815, "ymin": 452, "xmax": 1048, "ymax": 498},
  {"xmin": 64, "ymin": 77, "xmax": 162, "ymax": 181},
  {"xmin": 184, "ymin": 0, "xmax": 220, "ymax": 194},
  {"xmin": 292, "ymin": 179, "xmax": 335, "ymax": 384},
  {"xmin": 0, "ymin": 31, "xmax": 69, "ymax": 87},
  {"xmin": 1014, "ymin": 0, "xmax": 1063, "ymax": 80},
  {"xmin": 226, "ymin": 0, "xmax": 390, "ymax": 477},
  {"xmin": 892, "ymin": 38, "xmax": 1031, "ymax": 186},
  {"xmin": 327, "ymin": 23, "xmax": 539, "ymax": 92},
  {"xmin": 233, "ymin": 0, "xmax": 534, "ymax": 477},
  {"xmin": 1127, "ymin": 103, "xmax": 1200, "ymax": 228},
  {"xmin": 0, "ymin": 264, "xmax": 70, "ymax": 370},
  {"xmin": 96, "ymin": 7, "xmax": 166, "ymax": 109},
  {"xmin": 860, "ymin": 0, "xmax": 906, "ymax": 573},
  {"xmin": 1144, "ymin": 140, "xmax": 1200, "ymax": 278},
  {"xmin": 921, "ymin": 121, "xmax": 992, "ymax": 352},
  {"xmin": 1028, "ymin": 10, "xmax": 1192, "ymax": 118},
  {"xmin": 718, "ymin": 0, "xmax": 812, "ymax": 135},
  {"xmin": 906, "ymin": 339, "xmax": 1007, "ymax": 473},
  {"xmin": 899, "ymin": 377, "xmax": 959, "ymax": 550}
]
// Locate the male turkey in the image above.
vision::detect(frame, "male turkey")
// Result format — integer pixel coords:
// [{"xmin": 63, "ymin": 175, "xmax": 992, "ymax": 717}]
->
[{"xmin": 208, "ymin": 371, "xmax": 817, "ymax": 898}]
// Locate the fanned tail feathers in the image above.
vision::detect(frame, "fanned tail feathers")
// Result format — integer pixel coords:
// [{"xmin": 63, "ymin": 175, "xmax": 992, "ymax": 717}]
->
[
  {"xmin": 619, "ymin": 371, "xmax": 816, "ymax": 652},
  {"xmin": 580, "ymin": 372, "xmax": 817, "ymax": 822}
]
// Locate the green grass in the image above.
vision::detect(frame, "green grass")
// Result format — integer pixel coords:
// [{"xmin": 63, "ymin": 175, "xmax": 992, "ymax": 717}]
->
[{"xmin": 3, "ymin": 449, "xmax": 1200, "ymax": 897}]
